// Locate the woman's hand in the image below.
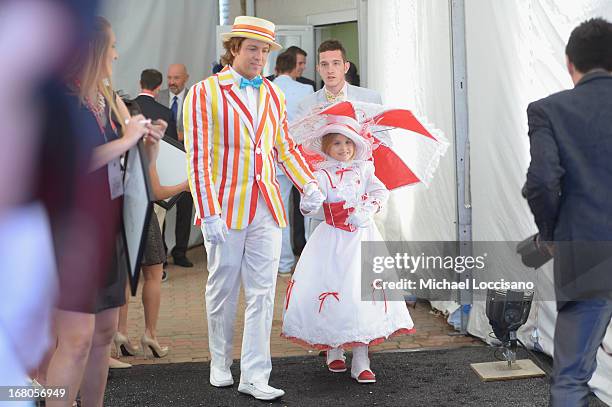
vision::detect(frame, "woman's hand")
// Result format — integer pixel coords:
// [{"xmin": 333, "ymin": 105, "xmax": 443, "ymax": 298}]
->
[
  {"xmin": 146, "ymin": 119, "xmax": 166, "ymax": 143},
  {"xmin": 124, "ymin": 114, "xmax": 149, "ymax": 146},
  {"xmin": 180, "ymin": 180, "xmax": 190, "ymax": 192},
  {"xmin": 142, "ymin": 119, "xmax": 165, "ymax": 163}
]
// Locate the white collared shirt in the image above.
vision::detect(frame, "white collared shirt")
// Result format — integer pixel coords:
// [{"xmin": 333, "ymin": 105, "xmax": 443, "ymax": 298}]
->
[{"xmin": 229, "ymin": 66, "xmax": 260, "ymax": 128}]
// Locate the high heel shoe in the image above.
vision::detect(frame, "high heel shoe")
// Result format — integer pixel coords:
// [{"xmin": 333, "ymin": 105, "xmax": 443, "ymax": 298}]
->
[
  {"xmin": 113, "ymin": 332, "xmax": 140, "ymax": 357},
  {"xmin": 141, "ymin": 334, "xmax": 169, "ymax": 358}
]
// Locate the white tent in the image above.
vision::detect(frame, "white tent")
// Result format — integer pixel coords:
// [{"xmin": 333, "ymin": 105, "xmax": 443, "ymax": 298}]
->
[{"xmin": 364, "ymin": 0, "xmax": 612, "ymax": 404}]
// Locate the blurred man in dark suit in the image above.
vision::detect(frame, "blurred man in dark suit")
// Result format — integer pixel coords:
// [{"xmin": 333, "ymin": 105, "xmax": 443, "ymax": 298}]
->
[
  {"xmin": 134, "ymin": 69, "xmax": 178, "ymax": 140},
  {"xmin": 523, "ymin": 18, "xmax": 612, "ymax": 407}
]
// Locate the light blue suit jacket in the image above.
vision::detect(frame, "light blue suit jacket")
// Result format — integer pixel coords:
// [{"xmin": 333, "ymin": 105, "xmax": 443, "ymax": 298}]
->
[{"xmin": 296, "ymin": 83, "xmax": 383, "ymax": 119}]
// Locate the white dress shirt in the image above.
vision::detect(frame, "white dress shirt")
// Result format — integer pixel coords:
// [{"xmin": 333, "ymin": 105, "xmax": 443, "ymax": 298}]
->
[
  {"xmin": 229, "ymin": 66, "xmax": 260, "ymax": 129},
  {"xmin": 273, "ymin": 74, "xmax": 314, "ymax": 124}
]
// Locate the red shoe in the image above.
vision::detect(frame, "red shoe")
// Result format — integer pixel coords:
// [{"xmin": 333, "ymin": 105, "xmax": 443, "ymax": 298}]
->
[
  {"xmin": 327, "ymin": 359, "xmax": 347, "ymax": 373},
  {"xmin": 353, "ymin": 370, "xmax": 376, "ymax": 383}
]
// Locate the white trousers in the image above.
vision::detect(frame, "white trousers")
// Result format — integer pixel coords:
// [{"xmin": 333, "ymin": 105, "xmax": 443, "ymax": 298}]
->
[
  {"xmin": 277, "ymin": 174, "xmax": 295, "ymax": 272},
  {"xmin": 203, "ymin": 194, "xmax": 282, "ymax": 384}
]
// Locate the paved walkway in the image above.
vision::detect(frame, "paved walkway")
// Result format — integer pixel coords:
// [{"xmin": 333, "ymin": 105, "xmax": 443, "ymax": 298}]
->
[{"xmin": 116, "ymin": 247, "xmax": 482, "ymax": 365}]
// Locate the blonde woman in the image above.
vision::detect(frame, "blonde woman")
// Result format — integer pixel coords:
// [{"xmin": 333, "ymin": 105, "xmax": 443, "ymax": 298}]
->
[{"xmin": 45, "ymin": 17, "xmax": 162, "ymax": 407}]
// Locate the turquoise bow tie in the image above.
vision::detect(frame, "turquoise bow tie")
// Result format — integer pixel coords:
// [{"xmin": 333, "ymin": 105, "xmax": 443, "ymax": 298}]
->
[{"xmin": 239, "ymin": 76, "xmax": 263, "ymax": 89}]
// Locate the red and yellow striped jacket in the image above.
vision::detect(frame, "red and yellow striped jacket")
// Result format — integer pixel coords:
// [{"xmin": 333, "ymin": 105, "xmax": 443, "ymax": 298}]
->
[{"xmin": 183, "ymin": 66, "xmax": 314, "ymax": 229}]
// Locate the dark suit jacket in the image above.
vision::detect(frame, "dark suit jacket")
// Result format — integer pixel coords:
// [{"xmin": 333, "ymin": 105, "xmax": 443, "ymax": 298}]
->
[
  {"xmin": 523, "ymin": 71, "xmax": 612, "ymax": 305},
  {"xmin": 133, "ymin": 94, "xmax": 178, "ymax": 140}
]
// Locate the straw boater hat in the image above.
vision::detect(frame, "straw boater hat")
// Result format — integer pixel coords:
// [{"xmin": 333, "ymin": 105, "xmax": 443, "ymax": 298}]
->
[
  {"xmin": 302, "ymin": 116, "xmax": 372, "ymax": 161},
  {"xmin": 221, "ymin": 16, "xmax": 282, "ymax": 51}
]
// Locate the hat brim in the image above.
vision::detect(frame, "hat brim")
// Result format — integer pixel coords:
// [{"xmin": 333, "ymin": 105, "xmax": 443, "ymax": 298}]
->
[{"xmin": 220, "ymin": 31, "xmax": 282, "ymax": 51}]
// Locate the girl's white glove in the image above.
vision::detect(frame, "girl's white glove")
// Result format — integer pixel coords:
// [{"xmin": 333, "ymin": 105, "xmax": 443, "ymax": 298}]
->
[{"xmin": 347, "ymin": 201, "xmax": 379, "ymax": 228}]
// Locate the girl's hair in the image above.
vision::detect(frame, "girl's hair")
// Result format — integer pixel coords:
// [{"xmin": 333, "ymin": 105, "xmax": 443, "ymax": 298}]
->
[
  {"xmin": 68, "ymin": 16, "xmax": 125, "ymax": 133},
  {"xmin": 220, "ymin": 37, "xmax": 246, "ymax": 66},
  {"xmin": 321, "ymin": 133, "xmax": 355, "ymax": 159}
]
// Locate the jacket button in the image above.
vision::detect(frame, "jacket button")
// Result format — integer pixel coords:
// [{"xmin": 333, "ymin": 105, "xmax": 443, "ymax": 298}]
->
[
  {"xmin": 256, "ymin": 147, "xmax": 262, "ymax": 154},
  {"xmin": 256, "ymin": 174, "xmax": 261, "ymax": 181}
]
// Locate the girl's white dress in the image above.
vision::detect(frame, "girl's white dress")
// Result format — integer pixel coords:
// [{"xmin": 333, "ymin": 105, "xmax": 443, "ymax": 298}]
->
[{"xmin": 281, "ymin": 160, "xmax": 415, "ymax": 349}]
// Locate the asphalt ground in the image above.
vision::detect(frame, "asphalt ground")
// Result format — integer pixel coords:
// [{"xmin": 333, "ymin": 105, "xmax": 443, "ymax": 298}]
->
[{"xmin": 104, "ymin": 346, "xmax": 607, "ymax": 407}]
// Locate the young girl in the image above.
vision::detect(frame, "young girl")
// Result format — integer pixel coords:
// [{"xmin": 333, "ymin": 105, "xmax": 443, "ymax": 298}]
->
[{"xmin": 282, "ymin": 118, "xmax": 415, "ymax": 384}]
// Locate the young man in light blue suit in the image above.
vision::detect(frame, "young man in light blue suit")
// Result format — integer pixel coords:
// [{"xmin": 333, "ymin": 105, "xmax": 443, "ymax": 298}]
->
[
  {"xmin": 296, "ymin": 39, "xmax": 383, "ymax": 239},
  {"xmin": 273, "ymin": 51, "xmax": 314, "ymax": 273}
]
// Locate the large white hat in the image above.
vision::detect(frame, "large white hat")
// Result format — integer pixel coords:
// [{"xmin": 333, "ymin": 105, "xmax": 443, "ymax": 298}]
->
[
  {"xmin": 302, "ymin": 116, "xmax": 372, "ymax": 161},
  {"xmin": 220, "ymin": 16, "xmax": 282, "ymax": 51}
]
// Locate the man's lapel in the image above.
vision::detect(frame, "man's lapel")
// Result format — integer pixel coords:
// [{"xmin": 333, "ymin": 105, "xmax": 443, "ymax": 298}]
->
[
  {"xmin": 217, "ymin": 67, "xmax": 256, "ymax": 141},
  {"xmin": 317, "ymin": 88, "xmax": 327, "ymax": 105},
  {"xmin": 255, "ymin": 82, "xmax": 270, "ymax": 145}
]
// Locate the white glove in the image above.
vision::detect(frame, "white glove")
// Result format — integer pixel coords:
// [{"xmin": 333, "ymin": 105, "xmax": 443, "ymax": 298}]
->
[
  {"xmin": 347, "ymin": 201, "xmax": 379, "ymax": 228},
  {"xmin": 201, "ymin": 215, "xmax": 228, "ymax": 244},
  {"xmin": 300, "ymin": 182, "xmax": 325, "ymax": 213}
]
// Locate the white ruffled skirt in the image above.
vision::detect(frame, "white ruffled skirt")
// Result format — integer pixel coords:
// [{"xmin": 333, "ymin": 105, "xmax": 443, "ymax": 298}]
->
[{"xmin": 281, "ymin": 222, "xmax": 415, "ymax": 349}]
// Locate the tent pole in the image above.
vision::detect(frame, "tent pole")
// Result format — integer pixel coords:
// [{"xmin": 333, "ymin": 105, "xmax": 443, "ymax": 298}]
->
[
  {"xmin": 450, "ymin": 0, "xmax": 473, "ymax": 334},
  {"xmin": 246, "ymin": 0, "xmax": 255, "ymax": 16}
]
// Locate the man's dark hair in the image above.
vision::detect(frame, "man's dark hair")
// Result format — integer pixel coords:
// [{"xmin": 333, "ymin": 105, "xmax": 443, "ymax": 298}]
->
[
  {"xmin": 140, "ymin": 69, "xmax": 163, "ymax": 90},
  {"xmin": 285, "ymin": 45, "xmax": 307, "ymax": 58},
  {"xmin": 566, "ymin": 18, "xmax": 612, "ymax": 73},
  {"xmin": 318, "ymin": 39, "xmax": 347, "ymax": 62},
  {"xmin": 275, "ymin": 51, "xmax": 297, "ymax": 74}
]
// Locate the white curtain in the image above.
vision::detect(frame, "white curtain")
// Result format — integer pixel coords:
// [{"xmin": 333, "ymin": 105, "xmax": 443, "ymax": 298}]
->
[
  {"xmin": 101, "ymin": 0, "xmax": 219, "ymax": 98},
  {"xmin": 366, "ymin": 0, "xmax": 612, "ymax": 402},
  {"xmin": 366, "ymin": 0, "xmax": 457, "ymax": 246}
]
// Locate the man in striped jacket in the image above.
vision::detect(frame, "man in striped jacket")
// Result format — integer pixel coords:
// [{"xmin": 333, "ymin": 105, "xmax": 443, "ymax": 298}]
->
[{"xmin": 183, "ymin": 16, "xmax": 324, "ymax": 401}]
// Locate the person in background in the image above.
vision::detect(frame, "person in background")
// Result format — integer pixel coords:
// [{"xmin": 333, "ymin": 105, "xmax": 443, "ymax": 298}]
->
[
  {"xmin": 266, "ymin": 46, "xmax": 315, "ymax": 91},
  {"xmin": 157, "ymin": 63, "xmax": 194, "ymax": 269},
  {"xmin": 134, "ymin": 69, "xmax": 178, "ymax": 140},
  {"xmin": 114, "ymin": 116, "xmax": 189, "ymax": 360},
  {"xmin": 273, "ymin": 51, "xmax": 314, "ymax": 274},
  {"xmin": 523, "ymin": 17, "xmax": 612, "ymax": 407}
]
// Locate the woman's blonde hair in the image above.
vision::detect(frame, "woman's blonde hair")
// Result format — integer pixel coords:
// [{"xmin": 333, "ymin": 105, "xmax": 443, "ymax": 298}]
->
[
  {"xmin": 321, "ymin": 132, "xmax": 355, "ymax": 159},
  {"xmin": 71, "ymin": 16, "xmax": 125, "ymax": 133}
]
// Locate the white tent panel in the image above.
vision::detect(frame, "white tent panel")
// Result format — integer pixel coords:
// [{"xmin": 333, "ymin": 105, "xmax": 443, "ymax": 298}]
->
[
  {"xmin": 101, "ymin": 0, "xmax": 219, "ymax": 98},
  {"xmin": 366, "ymin": 0, "xmax": 457, "ymax": 242},
  {"xmin": 366, "ymin": 0, "xmax": 612, "ymax": 403}
]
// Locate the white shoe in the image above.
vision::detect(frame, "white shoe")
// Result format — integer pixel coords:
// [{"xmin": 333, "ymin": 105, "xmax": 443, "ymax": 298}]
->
[
  {"xmin": 210, "ymin": 367, "xmax": 234, "ymax": 387},
  {"xmin": 238, "ymin": 382, "xmax": 284, "ymax": 400}
]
